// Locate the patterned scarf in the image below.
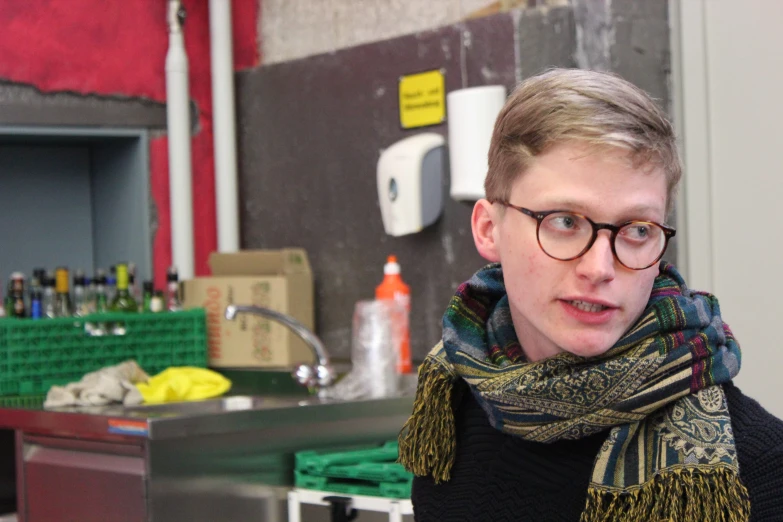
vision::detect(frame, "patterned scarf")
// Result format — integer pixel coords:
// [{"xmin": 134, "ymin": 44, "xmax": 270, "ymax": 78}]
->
[{"xmin": 399, "ymin": 262, "xmax": 750, "ymax": 522}]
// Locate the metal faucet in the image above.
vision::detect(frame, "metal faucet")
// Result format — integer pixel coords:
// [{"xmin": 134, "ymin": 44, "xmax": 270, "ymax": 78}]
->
[{"xmin": 224, "ymin": 305, "xmax": 336, "ymax": 390}]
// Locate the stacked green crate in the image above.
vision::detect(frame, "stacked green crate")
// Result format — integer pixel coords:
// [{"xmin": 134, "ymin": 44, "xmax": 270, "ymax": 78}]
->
[{"xmin": 294, "ymin": 441, "xmax": 413, "ymax": 499}]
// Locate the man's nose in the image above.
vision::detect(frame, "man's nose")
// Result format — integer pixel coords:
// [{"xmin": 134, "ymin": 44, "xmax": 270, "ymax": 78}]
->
[{"xmin": 575, "ymin": 231, "xmax": 616, "ymax": 284}]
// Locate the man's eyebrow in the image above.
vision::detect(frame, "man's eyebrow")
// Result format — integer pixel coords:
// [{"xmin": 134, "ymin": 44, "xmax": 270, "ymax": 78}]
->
[{"xmin": 536, "ymin": 200, "xmax": 663, "ymax": 219}]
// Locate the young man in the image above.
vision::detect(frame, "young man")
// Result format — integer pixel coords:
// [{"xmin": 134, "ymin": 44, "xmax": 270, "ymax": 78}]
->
[{"xmin": 399, "ymin": 68, "xmax": 783, "ymax": 521}]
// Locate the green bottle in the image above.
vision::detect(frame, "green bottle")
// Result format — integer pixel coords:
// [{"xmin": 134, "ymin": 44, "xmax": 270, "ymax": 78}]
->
[
  {"xmin": 110, "ymin": 264, "xmax": 138, "ymax": 313},
  {"xmin": 109, "ymin": 264, "xmax": 137, "ymax": 335},
  {"xmin": 141, "ymin": 280, "xmax": 154, "ymax": 312},
  {"xmin": 94, "ymin": 271, "xmax": 108, "ymax": 315}
]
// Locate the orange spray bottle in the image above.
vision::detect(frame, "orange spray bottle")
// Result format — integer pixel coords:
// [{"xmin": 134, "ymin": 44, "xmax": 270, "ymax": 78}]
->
[{"xmin": 375, "ymin": 255, "xmax": 412, "ymax": 373}]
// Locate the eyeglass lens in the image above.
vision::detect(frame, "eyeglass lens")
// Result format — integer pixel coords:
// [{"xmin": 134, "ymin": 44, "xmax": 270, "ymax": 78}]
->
[{"xmin": 538, "ymin": 212, "xmax": 666, "ymax": 269}]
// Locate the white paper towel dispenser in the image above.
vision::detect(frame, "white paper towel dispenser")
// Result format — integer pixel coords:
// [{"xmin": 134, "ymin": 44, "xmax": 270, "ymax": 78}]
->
[
  {"xmin": 377, "ymin": 133, "xmax": 446, "ymax": 237},
  {"xmin": 447, "ymin": 85, "xmax": 507, "ymax": 201}
]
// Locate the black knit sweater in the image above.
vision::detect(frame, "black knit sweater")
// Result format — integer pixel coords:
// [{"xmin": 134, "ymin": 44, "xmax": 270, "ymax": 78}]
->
[{"xmin": 411, "ymin": 382, "xmax": 783, "ymax": 521}]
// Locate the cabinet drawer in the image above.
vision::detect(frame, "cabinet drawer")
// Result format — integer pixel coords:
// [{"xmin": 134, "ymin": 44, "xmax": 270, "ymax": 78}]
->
[{"xmin": 22, "ymin": 435, "xmax": 146, "ymax": 522}]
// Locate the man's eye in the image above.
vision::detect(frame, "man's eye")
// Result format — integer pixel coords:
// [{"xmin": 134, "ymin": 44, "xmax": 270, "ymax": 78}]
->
[
  {"xmin": 623, "ymin": 224, "xmax": 652, "ymax": 240},
  {"xmin": 549, "ymin": 214, "xmax": 579, "ymax": 230}
]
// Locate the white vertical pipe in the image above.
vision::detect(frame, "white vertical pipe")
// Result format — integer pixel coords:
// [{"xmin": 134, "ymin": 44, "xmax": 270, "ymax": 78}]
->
[
  {"xmin": 166, "ymin": 0, "xmax": 195, "ymax": 280},
  {"xmin": 209, "ymin": 0, "xmax": 240, "ymax": 252}
]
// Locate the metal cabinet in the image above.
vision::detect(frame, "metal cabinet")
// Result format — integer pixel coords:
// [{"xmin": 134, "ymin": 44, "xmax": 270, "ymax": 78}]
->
[{"xmin": 20, "ymin": 435, "xmax": 146, "ymax": 522}]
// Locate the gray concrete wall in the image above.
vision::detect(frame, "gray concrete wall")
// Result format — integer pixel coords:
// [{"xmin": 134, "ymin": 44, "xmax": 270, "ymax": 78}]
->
[
  {"xmin": 260, "ymin": 0, "xmax": 495, "ymax": 64},
  {"xmin": 259, "ymin": 0, "xmax": 571, "ymax": 64},
  {"xmin": 258, "ymin": 0, "xmax": 671, "ymax": 113}
]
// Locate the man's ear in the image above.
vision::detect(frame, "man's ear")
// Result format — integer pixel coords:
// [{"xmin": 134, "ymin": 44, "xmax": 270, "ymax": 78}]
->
[{"xmin": 471, "ymin": 199, "xmax": 501, "ymax": 263}]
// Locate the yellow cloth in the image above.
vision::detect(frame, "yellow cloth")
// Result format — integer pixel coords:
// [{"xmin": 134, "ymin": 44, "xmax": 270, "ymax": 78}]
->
[{"xmin": 136, "ymin": 367, "xmax": 232, "ymax": 404}]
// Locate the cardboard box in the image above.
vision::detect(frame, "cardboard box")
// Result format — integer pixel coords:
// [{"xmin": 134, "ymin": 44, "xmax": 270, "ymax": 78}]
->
[{"xmin": 182, "ymin": 248, "xmax": 315, "ymax": 368}]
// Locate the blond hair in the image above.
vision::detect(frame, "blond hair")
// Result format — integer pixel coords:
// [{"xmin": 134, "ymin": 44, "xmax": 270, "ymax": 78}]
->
[{"xmin": 485, "ymin": 68, "xmax": 681, "ymax": 216}]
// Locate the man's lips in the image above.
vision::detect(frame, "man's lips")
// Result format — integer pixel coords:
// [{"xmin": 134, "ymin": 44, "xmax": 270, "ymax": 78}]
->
[
  {"xmin": 559, "ymin": 296, "xmax": 619, "ymax": 311},
  {"xmin": 559, "ymin": 298, "xmax": 619, "ymax": 324}
]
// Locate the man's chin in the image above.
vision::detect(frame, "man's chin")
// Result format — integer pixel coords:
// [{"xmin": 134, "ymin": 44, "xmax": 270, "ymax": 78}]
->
[{"xmin": 559, "ymin": 337, "xmax": 617, "ymax": 359}]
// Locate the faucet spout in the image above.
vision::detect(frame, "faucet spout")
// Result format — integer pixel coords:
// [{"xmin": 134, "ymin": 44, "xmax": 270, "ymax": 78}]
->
[{"xmin": 224, "ymin": 304, "xmax": 336, "ymax": 389}]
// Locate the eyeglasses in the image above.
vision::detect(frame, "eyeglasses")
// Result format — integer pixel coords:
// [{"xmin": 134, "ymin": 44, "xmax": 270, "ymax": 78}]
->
[{"xmin": 495, "ymin": 202, "xmax": 676, "ymax": 270}]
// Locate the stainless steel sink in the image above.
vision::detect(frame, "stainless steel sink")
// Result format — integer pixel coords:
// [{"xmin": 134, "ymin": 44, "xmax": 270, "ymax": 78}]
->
[{"xmin": 1, "ymin": 390, "xmax": 414, "ymax": 442}]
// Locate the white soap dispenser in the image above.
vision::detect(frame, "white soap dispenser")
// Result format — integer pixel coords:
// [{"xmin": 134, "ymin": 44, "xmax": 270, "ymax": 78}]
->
[{"xmin": 377, "ymin": 133, "xmax": 446, "ymax": 237}]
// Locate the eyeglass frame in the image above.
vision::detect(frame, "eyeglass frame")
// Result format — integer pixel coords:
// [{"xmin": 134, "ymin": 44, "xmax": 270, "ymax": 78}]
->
[{"xmin": 492, "ymin": 201, "xmax": 677, "ymax": 270}]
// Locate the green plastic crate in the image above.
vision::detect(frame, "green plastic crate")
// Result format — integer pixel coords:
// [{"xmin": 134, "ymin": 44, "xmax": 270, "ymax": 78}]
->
[
  {"xmin": 294, "ymin": 441, "xmax": 413, "ymax": 499},
  {"xmin": 193, "ymin": 452, "xmax": 295, "ymax": 486},
  {"xmin": 0, "ymin": 394, "xmax": 45, "ymax": 409},
  {"xmin": 319, "ymin": 462, "xmax": 411, "ymax": 483},
  {"xmin": 295, "ymin": 441, "xmax": 400, "ymax": 475},
  {"xmin": 0, "ymin": 309, "xmax": 208, "ymax": 396},
  {"xmin": 294, "ymin": 471, "xmax": 413, "ymax": 499}
]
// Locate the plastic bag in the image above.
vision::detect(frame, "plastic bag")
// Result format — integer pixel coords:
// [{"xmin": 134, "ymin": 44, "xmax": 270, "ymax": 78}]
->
[{"xmin": 320, "ymin": 299, "xmax": 405, "ymax": 400}]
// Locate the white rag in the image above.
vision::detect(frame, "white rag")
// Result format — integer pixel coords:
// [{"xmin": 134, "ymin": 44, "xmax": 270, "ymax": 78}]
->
[{"xmin": 44, "ymin": 360, "xmax": 150, "ymax": 408}]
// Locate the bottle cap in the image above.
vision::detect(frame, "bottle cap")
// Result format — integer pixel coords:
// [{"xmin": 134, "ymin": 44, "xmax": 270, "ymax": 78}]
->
[
  {"xmin": 115, "ymin": 264, "xmax": 129, "ymax": 289},
  {"xmin": 55, "ymin": 267, "xmax": 69, "ymax": 293},
  {"xmin": 383, "ymin": 255, "xmax": 401, "ymax": 275},
  {"xmin": 10, "ymin": 273, "xmax": 24, "ymax": 294},
  {"xmin": 143, "ymin": 281, "xmax": 154, "ymax": 293}
]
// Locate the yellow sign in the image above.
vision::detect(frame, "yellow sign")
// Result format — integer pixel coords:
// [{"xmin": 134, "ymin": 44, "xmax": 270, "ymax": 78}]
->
[{"xmin": 399, "ymin": 69, "xmax": 446, "ymax": 129}]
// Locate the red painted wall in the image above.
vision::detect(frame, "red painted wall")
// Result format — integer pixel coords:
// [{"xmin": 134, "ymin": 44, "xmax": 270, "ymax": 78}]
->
[{"xmin": 0, "ymin": 0, "xmax": 260, "ymax": 287}]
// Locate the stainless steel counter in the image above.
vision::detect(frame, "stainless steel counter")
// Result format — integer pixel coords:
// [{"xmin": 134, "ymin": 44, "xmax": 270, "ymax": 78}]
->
[
  {"xmin": 2, "ymin": 393, "xmax": 415, "ymax": 522},
  {"xmin": 0, "ymin": 393, "xmax": 414, "ymax": 443}
]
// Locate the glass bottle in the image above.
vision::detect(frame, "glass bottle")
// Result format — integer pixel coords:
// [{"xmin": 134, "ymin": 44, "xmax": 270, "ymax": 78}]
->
[
  {"xmin": 141, "ymin": 281, "xmax": 154, "ymax": 312},
  {"xmin": 94, "ymin": 270, "xmax": 108, "ymax": 314},
  {"xmin": 10, "ymin": 272, "xmax": 26, "ymax": 318},
  {"xmin": 150, "ymin": 290, "xmax": 165, "ymax": 313},
  {"xmin": 106, "ymin": 265, "xmax": 117, "ymax": 304},
  {"xmin": 0, "ymin": 280, "xmax": 6, "ymax": 318},
  {"xmin": 83, "ymin": 273, "xmax": 94, "ymax": 314},
  {"xmin": 110, "ymin": 264, "xmax": 138, "ymax": 335},
  {"xmin": 72, "ymin": 270, "xmax": 90, "ymax": 317},
  {"xmin": 3, "ymin": 279, "xmax": 14, "ymax": 317},
  {"xmin": 166, "ymin": 266, "xmax": 182, "ymax": 312},
  {"xmin": 110, "ymin": 264, "xmax": 138, "ymax": 313},
  {"xmin": 54, "ymin": 267, "xmax": 72, "ymax": 317},
  {"xmin": 128, "ymin": 262, "xmax": 141, "ymax": 305},
  {"xmin": 88, "ymin": 270, "xmax": 109, "ymax": 335},
  {"xmin": 30, "ymin": 268, "xmax": 44, "ymax": 313},
  {"xmin": 30, "ymin": 285, "xmax": 43, "ymax": 320},
  {"xmin": 42, "ymin": 275, "xmax": 57, "ymax": 319}
]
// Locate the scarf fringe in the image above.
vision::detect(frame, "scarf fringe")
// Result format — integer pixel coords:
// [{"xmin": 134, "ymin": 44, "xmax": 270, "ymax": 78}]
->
[
  {"xmin": 580, "ymin": 467, "xmax": 751, "ymax": 522},
  {"xmin": 397, "ymin": 356, "xmax": 456, "ymax": 483}
]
